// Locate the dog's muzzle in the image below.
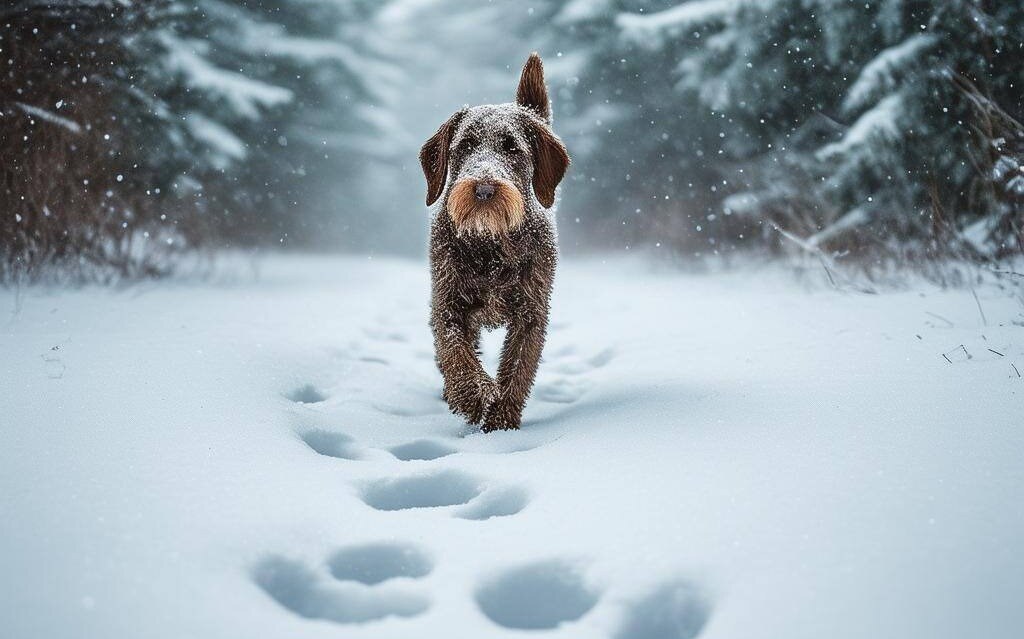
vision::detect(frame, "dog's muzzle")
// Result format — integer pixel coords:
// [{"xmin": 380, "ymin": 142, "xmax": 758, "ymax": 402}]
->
[{"xmin": 448, "ymin": 169, "xmax": 525, "ymax": 236}]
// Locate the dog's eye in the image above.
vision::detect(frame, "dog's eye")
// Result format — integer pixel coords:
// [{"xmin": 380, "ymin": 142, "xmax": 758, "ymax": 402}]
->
[
  {"xmin": 458, "ymin": 137, "xmax": 477, "ymax": 152},
  {"xmin": 502, "ymin": 136, "xmax": 521, "ymax": 154}
]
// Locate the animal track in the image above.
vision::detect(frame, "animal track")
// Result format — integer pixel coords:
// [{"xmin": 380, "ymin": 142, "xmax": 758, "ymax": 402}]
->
[
  {"xmin": 372, "ymin": 401, "xmax": 445, "ymax": 418},
  {"xmin": 551, "ymin": 347, "xmax": 616, "ymax": 376},
  {"xmin": 614, "ymin": 580, "xmax": 711, "ymax": 639},
  {"xmin": 301, "ymin": 430, "xmax": 362, "ymax": 460},
  {"xmin": 328, "ymin": 542, "xmax": 433, "ymax": 585},
  {"xmin": 253, "ymin": 556, "xmax": 429, "ymax": 624},
  {"xmin": 588, "ymin": 348, "xmax": 615, "ymax": 368},
  {"xmin": 549, "ymin": 321, "xmax": 570, "ymax": 333},
  {"xmin": 534, "ymin": 378, "xmax": 588, "ymax": 404},
  {"xmin": 529, "ymin": 345, "xmax": 617, "ymax": 406},
  {"xmin": 475, "ymin": 559, "xmax": 599, "ymax": 630},
  {"xmin": 286, "ymin": 384, "xmax": 327, "ymax": 404},
  {"xmin": 456, "ymin": 486, "xmax": 529, "ymax": 520},
  {"xmin": 361, "ymin": 470, "xmax": 481, "ymax": 511},
  {"xmin": 268, "ymin": 331, "xmax": 700, "ymax": 635},
  {"xmin": 364, "ymin": 328, "xmax": 409, "ymax": 343},
  {"xmin": 389, "ymin": 439, "xmax": 458, "ymax": 461}
]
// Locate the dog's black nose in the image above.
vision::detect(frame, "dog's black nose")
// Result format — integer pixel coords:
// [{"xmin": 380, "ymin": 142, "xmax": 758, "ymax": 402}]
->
[{"xmin": 474, "ymin": 182, "xmax": 496, "ymax": 201}]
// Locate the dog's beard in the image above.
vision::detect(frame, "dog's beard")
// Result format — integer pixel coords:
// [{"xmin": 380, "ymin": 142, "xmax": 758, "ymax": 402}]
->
[{"xmin": 447, "ymin": 179, "xmax": 526, "ymax": 236}]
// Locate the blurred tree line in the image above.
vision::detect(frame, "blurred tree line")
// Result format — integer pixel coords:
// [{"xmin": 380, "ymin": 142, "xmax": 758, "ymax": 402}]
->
[
  {"xmin": 1, "ymin": 0, "xmax": 399, "ymax": 282},
  {"xmin": 2, "ymin": 1, "xmax": 1022, "ymax": 282},
  {"xmin": 533, "ymin": 0, "xmax": 1024, "ymax": 266}
]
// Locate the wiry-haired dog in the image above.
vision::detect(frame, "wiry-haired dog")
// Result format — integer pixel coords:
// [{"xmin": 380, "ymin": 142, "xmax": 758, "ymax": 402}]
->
[{"xmin": 420, "ymin": 53, "xmax": 569, "ymax": 432}]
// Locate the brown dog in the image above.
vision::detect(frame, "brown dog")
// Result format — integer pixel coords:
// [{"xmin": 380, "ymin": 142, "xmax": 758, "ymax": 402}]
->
[{"xmin": 420, "ymin": 53, "xmax": 569, "ymax": 432}]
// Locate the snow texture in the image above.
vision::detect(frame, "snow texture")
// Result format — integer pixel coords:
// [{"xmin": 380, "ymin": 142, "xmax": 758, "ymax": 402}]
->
[
  {"xmin": 184, "ymin": 112, "xmax": 247, "ymax": 168},
  {"xmin": 962, "ymin": 216, "xmax": 998, "ymax": 255},
  {"xmin": 721, "ymin": 191, "xmax": 760, "ymax": 217},
  {"xmin": 617, "ymin": 0, "xmax": 740, "ymax": 43},
  {"xmin": 818, "ymin": 93, "xmax": 904, "ymax": 160},
  {"xmin": 555, "ymin": 0, "xmax": 613, "ymax": 24},
  {"xmin": 806, "ymin": 206, "xmax": 870, "ymax": 247},
  {"xmin": 15, "ymin": 102, "xmax": 82, "ymax": 133},
  {"xmin": 1, "ymin": 255, "xmax": 1022, "ymax": 638},
  {"xmin": 844, "ymin": 34, "xmax": 937, "ymax": 112},
  {"xmin": 160, "ymin": 34, "xmax": 292, "ymax": 120}
]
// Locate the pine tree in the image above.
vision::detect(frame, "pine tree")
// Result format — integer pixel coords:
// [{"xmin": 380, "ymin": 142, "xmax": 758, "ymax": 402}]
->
[
  {"xmin": 141, "ymin": 0, "xmax": 402, "ymax": 247},
  {"xmin": 1, "ymin": 0, "xmax": 402, "ymax": 281},
  {"xmin": 1, "ymin": 1, "xmax": 181, "ymax": 282},
  {"xmin": 613, "ymin": 0, "xmax": 1024, "ymax": 261},
  {"xmin": 531, "ymin": 0, "xmax": 737, "ymax": 253}
]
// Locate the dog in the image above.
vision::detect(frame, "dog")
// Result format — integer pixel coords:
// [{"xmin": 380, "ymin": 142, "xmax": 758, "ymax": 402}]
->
[{"xmin": 420, "ymin": 53, "xmax": 569, "ymax": 432}]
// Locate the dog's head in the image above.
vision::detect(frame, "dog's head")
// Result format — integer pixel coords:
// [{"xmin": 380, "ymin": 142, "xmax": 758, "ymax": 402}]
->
[{"xmin": 420, "ymin": 53, "xmax": 570, "ymax": 236}]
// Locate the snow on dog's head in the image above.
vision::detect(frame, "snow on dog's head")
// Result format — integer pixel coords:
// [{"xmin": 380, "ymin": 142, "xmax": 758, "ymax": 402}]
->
[{"xmin": 419, "ymin": 53, "xmax": 569, "ymax": 236}]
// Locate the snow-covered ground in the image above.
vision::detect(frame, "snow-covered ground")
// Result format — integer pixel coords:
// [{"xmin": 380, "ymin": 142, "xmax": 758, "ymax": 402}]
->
[{"xmin": 2, "ymin": 255, "xmax": 1022, "ymax": 639}]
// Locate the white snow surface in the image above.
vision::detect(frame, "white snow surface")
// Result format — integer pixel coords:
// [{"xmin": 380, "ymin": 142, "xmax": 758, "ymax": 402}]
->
[{"xmin": 1, "ymin": 255, "xmax": 1022, "ymax": 639}]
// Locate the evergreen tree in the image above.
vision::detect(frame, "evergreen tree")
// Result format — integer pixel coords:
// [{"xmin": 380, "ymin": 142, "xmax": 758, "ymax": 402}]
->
[
  {"xmin": 1, "ymin": 0, "xmax": 402, "ymax": 281},
  {"xmin": 613, "ymin": 0, "xmax": 1024, "ymax": 261},
  {"xmin": 542, "ymin": 0, "xmax": 722, "ymax": 251},
  {"xmin": 1, "ymin": 1, "xmax": 180, "ymax": 282},
  {"xmin": 142, "ymin": 0, "xmax": 402, "ymax": 247}
]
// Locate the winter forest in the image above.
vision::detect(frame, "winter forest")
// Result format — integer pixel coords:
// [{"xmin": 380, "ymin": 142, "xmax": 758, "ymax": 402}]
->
[
  {"xmin": 3, "ymin": 3, "xmax": 1023, "ymax": 639},
  {"xmin": 3, "ymin": 0, "xmax": 1023, "ymax": 280}
]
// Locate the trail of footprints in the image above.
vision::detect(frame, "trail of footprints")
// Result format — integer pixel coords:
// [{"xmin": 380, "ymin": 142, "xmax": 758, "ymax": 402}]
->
[
  {"xmin": 253, "ymin": 546, "xmax": 430, "ymax": 624},
  {"xmin": 299, "ymin": 431, "xmax": 529, "ymax": 520},
  {"xmin": 255, "ymin": 323, "xmax": 711, "ymax": 636}
]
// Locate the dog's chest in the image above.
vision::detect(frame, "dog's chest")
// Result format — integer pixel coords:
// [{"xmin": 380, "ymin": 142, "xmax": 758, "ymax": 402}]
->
[
  {"xmin": 460, "ymin": 261, "xmax": 522, "ymax": 325},
  {"xmin": 447, "ymin": 246, "xmax": 526, "ymax": 326},
  {"xmin": 472, "ymin": 281, "xmax": 521, "ymax": 328}
]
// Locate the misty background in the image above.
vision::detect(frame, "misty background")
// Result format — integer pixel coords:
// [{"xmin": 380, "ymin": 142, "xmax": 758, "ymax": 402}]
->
[{"xmin": 2, "ymin": 0, "xmax": 1022, "ymax": 282}]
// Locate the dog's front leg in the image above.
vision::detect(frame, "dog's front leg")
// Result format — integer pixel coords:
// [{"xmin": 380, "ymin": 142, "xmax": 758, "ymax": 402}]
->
[
  {"xmin": 483, "ymin": 313, "xmax": 548, "ymax": 432},
  {"xmin": 434, "ymin": 316, "xmax": 495, "ymax": 424}
]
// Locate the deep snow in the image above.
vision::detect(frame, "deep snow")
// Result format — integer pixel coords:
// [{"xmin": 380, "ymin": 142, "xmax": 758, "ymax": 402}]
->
[{"xmin": 1, "ymin": 255, "xmax": 1022, "ymax": 639}]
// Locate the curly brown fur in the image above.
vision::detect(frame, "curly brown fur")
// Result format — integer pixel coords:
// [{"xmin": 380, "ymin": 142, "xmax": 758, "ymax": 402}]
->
[
  {"xmin": 420, "ymin": 52, "xmax": 569, "ymax": 432},
  {"xmin": 447, "ymin": 178, "xmax": 525, "ymax": 236}
]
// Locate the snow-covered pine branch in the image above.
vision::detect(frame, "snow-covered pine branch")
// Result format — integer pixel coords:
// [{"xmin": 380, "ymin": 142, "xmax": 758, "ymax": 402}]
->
[
  {"xmin": 818, "ymin": 93, "xmax": 905, "ymax": 162},
  {"xmin": 15, "ymin": 102, "xmax": 82, "ymax": 134},
  {"xmin": 843, "ymin": 34, "xmax": 937, "ymax": 113},
  {"xmin": 616, "ymin": 0, "xmax": 740, "ymax": 45},
  {"xmin": 159, "ymin": 34, "xmax": 293, "ymax": 121}
]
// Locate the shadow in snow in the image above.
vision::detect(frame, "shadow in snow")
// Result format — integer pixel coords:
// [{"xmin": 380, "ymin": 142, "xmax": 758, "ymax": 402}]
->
[
  {"xmin": 524, "ymin": 383, "xmax": 709, "ymax": 431},
  {"xmin": 286, "ymin": 384, "xmax": 327, "ymax": 404},
  {"xmin": 253, "ymin": 556, "xmax": 429, "ymax": 624},
  {"xmin": 614, "ymin": 580, "xmax": 712, "ymax": 639},
  {"xmin": 389, "ymin": 439, "xmax": 458, "ymax": 461},
  {"xmin": 327, "ymin": 542, "xmax": 432, "ymax": 585},
  {"xmin": 300, "ymin": 430, "xmax": 361, "ymax": 460},
  {"xmin": 361, "ymin": 470, "xmax": 481, "ymax": 511},
  {"xmin": 475, "ymin": 559, "xmax": 599, "ymax": 630},
  {"xmin": 456, "ymin": 486, "xmax": 529, "ymax": 520}
]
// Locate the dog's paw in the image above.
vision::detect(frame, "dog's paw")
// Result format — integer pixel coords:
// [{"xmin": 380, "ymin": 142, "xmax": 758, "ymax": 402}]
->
[
  {"xmin": 445, "ymin": 373, "xmax": 496, "ymax": 425},
  {"xmin": 481, "ymin": 395, "xmax": 521, "ymax": 432}
]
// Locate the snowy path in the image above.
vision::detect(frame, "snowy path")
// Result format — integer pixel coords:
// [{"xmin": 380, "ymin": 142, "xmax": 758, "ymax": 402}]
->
[{"xmin": 1, "ymin": 256, "xmax": 1022, "ymax": 639}]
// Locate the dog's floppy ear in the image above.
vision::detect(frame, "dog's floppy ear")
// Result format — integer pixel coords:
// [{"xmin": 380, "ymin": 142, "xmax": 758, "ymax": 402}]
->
[
  {"xmin": 530, "ymin": 124, "xmax": 569, "ymax": 209},
  {"xmin": 420, "ymin": 109, "xmax": 465, "ymax": 206},
  {"xmin": 516, "ymin": 52, "xmax": 551, "ymax": 123}
]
